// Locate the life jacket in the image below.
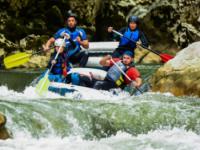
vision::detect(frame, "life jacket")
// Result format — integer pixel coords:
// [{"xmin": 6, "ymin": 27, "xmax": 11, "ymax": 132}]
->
[
  {"xmin": 106, "ymin": 61, "xmax": 135, "ymax": 87},
  {"xmin": 119, "ymin": 27, "xmax": 140, "ymax": 49},
  {"xmin": 51, "ymin": 53, "xmax": 70, "ymax": 76},
  {"xmin": 59, "ymin": 27, "xmax": 84, "ymax": 51},
  {"xmin": 106, "ymin": 61, "xmax": 127, "ymax": 86}
]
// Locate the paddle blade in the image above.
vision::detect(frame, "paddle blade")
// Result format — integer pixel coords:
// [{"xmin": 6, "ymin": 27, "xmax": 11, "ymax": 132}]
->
[
  {"xmin": 35, "ymin": 75, "xmax": 50, "ymax": 96},
  {"xmin": 160, "ymin": 53, "xmax": 174, "ymax": 63},
  {"xmin": 4, "ymin": 52, "xmax": 31, "ymax": 69}
]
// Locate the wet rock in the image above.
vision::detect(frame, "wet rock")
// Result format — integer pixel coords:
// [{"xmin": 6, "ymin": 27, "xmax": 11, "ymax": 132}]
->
[
  {"xmin": 0, "ymin": 12, "xmax": 10, "ymax": 31},
  {"xmin": 0, "ymin": 33, "xmax": 18, "ymax": 53},
  {"xmin": 135, "ymin": 48, "xmax": 161, "ymax": 64},
  {"xmin": 1, "ymin": 0, "xmax": 199, "ymax": 46},
  {"xmin": 0, "ymin": 113, "xmax": 6, "ymax": 127},
  {"xmin": 150, "ymin": 41, "xmax": 200, "ymax": 97},
  {"xmin": 0, "ymin": 113, "xmax": 10, "ymax": 139},
  {"xmin": 68, "ymin": 0, "xmax": 102, "ymax": 24},
  {"xmin": 45, "ymin": 5, "xmax": 64, "ymax": 32},
  {"xmin": 0, "ymin": 48, "xmax": 5, "ymax": 57},
  {"xmin": 22, "ymin": 55, "xmax": 50, "ymax": 68},
  {"xmin": 174, "ymin": 23, "xmax": 200, "ymax": 49},
  {"xmin": 19, "ymin": 34, "xmax": 49, "ymax": 50},
  {"xmin": 141, "ymin": 52, "xmax": 161, "ymax": 64},
  {"xmin": 112, "ymin": 0, "xmax": 199, "ymax": 50},
  {"xmin": 0, "ymin": 0, "xmax": 199, "ymax": 67},
  {"xmin": 135, "ymin": 48, "xmax": 149, "ymax": 63},
  {"xmin": 21, "ymin": 50, "xmax": 52, "ymax": 68},
  {"xmin": 82, "ymin": 0, "xmax": 200, "ymax": 52},
  {"xmin": 198, "ymin": 16, "xmax": 200, "ymax": 23}
]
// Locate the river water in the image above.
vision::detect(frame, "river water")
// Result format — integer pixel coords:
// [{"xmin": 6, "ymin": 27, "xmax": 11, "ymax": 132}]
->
[{"xmin": 0, "ymin": 65, "xmax": 200, "ymax": 150}]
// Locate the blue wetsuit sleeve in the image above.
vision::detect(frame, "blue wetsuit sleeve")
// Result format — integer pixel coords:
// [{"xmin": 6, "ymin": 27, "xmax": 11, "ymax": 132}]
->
[
  {"xmin": 53, "ymin": 28, "xmax": 65, "ymax": 39},
  {"xmin": 67, "ymin": 45, "xmax": 79, "ymax": 58},
  {"xmin": 77, "ymin": 28, "xmax": 87, "ymax": 40},
  {"xmin": 108, "ymin": 27, "xmax": 127, "ymax": 41}
]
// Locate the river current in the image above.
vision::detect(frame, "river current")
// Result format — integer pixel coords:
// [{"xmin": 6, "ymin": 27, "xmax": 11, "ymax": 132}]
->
[{"xmin": 0, "ymin": 65, "xmax": 200, "ymax": 150}]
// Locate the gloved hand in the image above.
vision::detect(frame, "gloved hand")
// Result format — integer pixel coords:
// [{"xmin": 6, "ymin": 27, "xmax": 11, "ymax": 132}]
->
[
  {"xmin": 136, "ymin": 41, "xmax": 141, "ymax": 46},
  {"xmin": 108, "ymin": 27, "xmax": 113, "ymax": 33},
  {"xmin": 51, "ymin": 59, "xmax": 57, "ymax": 65},
  {"xmin": 76, "ymin": 36, "xmax": 81, "ymax": 44},
  {"xmin": 43, "ymin": 44, "xmax": 50, "ymax": 52},
  {"xmin": 136, "ymin": 41, "xmax": 143, "ymax": 50},
  {"xmin": 61, "ymin": 32, "xmax": 70, "ymax": 40}
]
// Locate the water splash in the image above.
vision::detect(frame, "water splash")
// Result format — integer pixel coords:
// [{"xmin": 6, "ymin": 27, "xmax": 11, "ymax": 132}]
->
[
  {"xmin": 0, "ymin": 85, "xmax": 130, "ymax": 101},
  {"xmin": 0, "ymin": 129, "xmax": 200, "ymax": 150},
  {"xmin": 1, "ymin": 85, "xmax": 200, "ymax": 149}
]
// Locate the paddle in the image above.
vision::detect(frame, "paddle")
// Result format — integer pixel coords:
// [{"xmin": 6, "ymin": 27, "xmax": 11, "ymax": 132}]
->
[
  {"xmin": 35, "ymin": 37, "xmax": 66, "ymax": 96},
  {"xmin": 112, "ymin": 29, "xmax": 174, "ymax": 63},
  {"xmin": 110, "ymin": 58, "xmax": 143, "ymax": 94},
  {"xmin": 3, "ymin": 47, "xmax": 54, "ymax": 69}
]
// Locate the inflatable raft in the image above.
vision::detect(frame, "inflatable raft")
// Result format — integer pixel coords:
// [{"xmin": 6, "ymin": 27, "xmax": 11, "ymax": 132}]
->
[{"xmin": 48, "ymin": 68, "xmax": 108, "ymax": 96}]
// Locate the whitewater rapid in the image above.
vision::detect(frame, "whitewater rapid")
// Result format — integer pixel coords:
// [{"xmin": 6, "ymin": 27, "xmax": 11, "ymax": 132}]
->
[
  {"xmin": 1, "ymin": 85, "xmax": 200, "ymax": 150},
  {"xmin": 1, "ymin": 129, "xmax": 200, "ymax": 150},
  {"xmin": 0, "ymin": 85, "xmax": 131, "ymax": 102}
]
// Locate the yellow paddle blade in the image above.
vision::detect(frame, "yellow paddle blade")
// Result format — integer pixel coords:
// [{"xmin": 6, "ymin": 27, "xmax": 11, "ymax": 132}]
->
[
  {"xmin": 4, "ymin": 52, "xmax": 32, "ymax": 69},
  {"xmin": 35, "ymin": 75, "xmax": 50, "ymax": 96}
]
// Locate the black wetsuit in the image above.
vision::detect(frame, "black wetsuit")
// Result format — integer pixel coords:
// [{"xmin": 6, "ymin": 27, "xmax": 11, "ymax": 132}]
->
[{"xmin": 78, "ymin": 75, "xmax": 117, "ymax": 90}]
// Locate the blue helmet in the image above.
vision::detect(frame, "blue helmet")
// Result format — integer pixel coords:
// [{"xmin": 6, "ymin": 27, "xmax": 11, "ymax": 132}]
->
[
  {"xmin": 128, "ymin": 16, "xmax": 139, "ymax": 24},
  {"xmin": 123, "ymin": 51, "xmax": 134, "ymax": 57}
]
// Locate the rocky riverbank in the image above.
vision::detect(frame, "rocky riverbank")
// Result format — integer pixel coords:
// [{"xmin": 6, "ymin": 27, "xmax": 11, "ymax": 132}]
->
[
  {"xmin": 0, "ymin": 0, "xmax": 199, "ymax": 53},
  {"xmin": 150, "ymin": 41, "xmax": 200, "ymax": 97}
]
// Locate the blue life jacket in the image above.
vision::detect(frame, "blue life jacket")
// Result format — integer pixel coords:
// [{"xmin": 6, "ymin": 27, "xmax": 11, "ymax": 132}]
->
[
  {"xmin": 50, "ymin": 52, "xmax": 71, "ymax": 75},
  {"xmin": 119, "ymin": 27, "xmax": 140, "ymax": 49},
  {"xmin": 54, "ymin": 27, "xmax": 87, "ymax": 55}
]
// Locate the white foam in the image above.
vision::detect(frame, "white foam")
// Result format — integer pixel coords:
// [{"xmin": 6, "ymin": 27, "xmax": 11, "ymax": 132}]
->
[
  {"xmin": 0, "ymin": 85, "xmax": 63, "ymax": 101},
  {"xmin": 0, "ymin": 85, "xmax": 130, "ymax": 102},
  {"xmin": 63, "ymin": 88, "xmax": 131, "ymax": 101},
  {"xmin": 1, "ymin": 128, "xmax": 200, "ymax": 150},
  {"xmin": 136, "ymin": 128, "xmax": 200, "ymax": 150}
]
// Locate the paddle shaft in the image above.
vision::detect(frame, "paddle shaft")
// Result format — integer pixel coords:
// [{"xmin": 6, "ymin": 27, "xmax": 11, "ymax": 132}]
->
[
  {"xmin": 33, "ymin": 46, "xmax": 55, "ymax": 55},
  {"xmin": 37, "ymin": 37, "xmax": 66, "ymax": 93},
  {"xmin": 45, "ymin": 37, "xmax": 66, "ymax": 75},
  {"xmin": 110, "ymin": 58, "xmax": 143, "ymax": 94},
  {"xmin": 112, "ymin": 29, "xmax": 161, "ymax": 56}
]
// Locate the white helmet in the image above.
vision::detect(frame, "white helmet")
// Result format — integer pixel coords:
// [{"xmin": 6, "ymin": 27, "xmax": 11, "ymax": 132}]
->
[{"xmin": 54, "ymin": 38, "xmax": 66, "ymax": 47}]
